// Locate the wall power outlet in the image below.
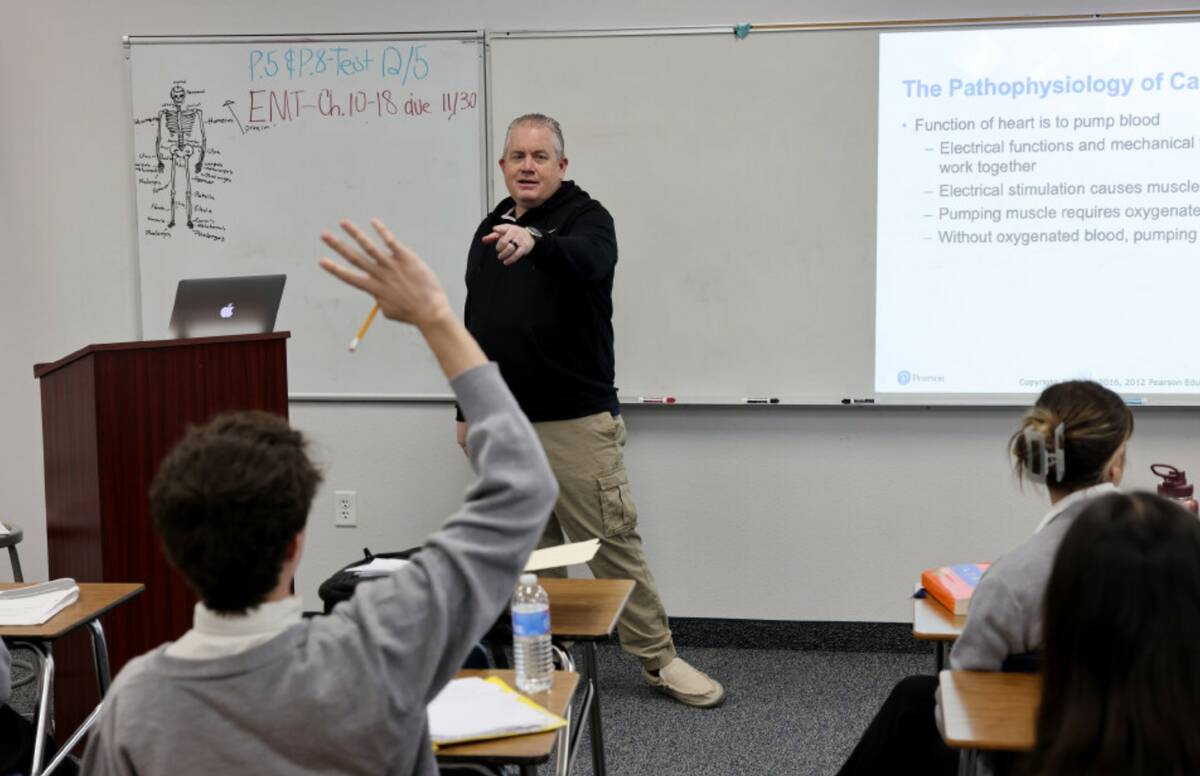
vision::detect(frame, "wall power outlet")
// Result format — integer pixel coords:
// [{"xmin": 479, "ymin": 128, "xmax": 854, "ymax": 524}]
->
[{"xmin": 335, "ymin": 490, "xmax": 357, "ymax": 527}]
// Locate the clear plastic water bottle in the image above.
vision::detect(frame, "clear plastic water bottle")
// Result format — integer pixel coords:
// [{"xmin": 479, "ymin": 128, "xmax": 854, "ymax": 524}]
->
[{"xmin": 511, "ymin": 573, "xmax": 553, "ymax": 693}]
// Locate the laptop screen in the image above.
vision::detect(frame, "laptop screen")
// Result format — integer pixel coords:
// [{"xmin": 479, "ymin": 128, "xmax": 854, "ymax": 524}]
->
[{"xmin": 167, "ymin": 275, "xmax": 286, "ymax": 339}]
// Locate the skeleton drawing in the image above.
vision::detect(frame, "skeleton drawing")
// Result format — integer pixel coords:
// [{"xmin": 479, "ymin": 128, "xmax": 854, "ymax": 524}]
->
[{"xmin": 156, "ymin": 84, "xmax": 206, "ymax": 229}]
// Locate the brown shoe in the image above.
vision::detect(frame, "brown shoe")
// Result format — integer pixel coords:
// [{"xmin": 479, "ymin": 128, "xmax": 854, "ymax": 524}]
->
[{"xmin": 643, "ymin": 657, "xmax": 726, "ymax": 708}]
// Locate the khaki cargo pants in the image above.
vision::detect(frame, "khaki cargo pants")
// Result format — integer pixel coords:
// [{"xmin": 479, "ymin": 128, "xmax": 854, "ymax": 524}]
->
[{"xmin": 533, "ymin": 411, "xmax": 677, "ymax": 671}]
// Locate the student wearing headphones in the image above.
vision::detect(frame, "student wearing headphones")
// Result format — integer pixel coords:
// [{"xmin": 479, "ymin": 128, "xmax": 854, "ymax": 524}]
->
[{"xmin": 838, "ymin": 380, "xmax": 1133, "ymax": 775}]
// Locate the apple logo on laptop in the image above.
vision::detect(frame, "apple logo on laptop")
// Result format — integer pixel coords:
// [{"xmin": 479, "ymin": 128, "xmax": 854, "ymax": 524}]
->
[{"xmin": 220, "ymin": 303, "xmax": 235, "ymax": 319}]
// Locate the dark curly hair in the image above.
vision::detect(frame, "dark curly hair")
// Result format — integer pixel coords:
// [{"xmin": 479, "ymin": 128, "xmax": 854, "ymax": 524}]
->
[{"xmin": 150, "ymin": 411, "xmax": 322, "ymax": 614}]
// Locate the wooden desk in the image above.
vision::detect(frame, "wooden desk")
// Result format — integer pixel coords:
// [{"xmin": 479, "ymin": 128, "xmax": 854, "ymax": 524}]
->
[
  {"xmin": 913, "ymin": 594, "xmax": 966, "ymax": 671},
  {"xmin": 0, "ymin": 582, "xmax": 145, "ymax": 776},
  {"xmin": 939, "ymin": 670, "xmax": 1039, "ymax": 752},
  {"xmin": 438, "ymin": 669, "xmax": 579, "ymax": 776},
  {"xmin": 541, "ymin": 577, "xmax": 634, "ymax": 776}
]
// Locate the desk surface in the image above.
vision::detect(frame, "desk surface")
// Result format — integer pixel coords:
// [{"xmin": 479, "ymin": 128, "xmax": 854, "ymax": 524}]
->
[
  {"xmin": 436, "ymin": 669, "xmax": 579, "ymax": 765},
  {"xmin": 0, "ymin": 583, "xmax": 145, "ymax": 640},
  {"xmin": 541, "ymin": 578, "xmax": 634, "ymax": 640},
  {"xmin": 913, "ymin": 594, "xmax": 967, "ymax": 641},
  {"xmin": 939, "ymin": 670, "xmax": 1039, "ymax": 752}
]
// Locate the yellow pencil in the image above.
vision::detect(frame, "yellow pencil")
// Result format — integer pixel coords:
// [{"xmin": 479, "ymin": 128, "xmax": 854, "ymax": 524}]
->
[{"xmin": 349, "ymin": 303, "xmax": 380, "ymax": 352}]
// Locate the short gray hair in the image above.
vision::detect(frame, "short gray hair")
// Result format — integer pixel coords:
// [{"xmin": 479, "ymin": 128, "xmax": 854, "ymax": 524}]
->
[{"xmin": 504, "ymin": 113, "xmax": 564, "ymax": 158}]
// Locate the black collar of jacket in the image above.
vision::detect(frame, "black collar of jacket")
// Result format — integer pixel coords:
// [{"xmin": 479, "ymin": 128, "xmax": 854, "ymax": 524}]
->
[{"xmin": 490, "ymin": 180, "xmax": 580, "ymax": 224}]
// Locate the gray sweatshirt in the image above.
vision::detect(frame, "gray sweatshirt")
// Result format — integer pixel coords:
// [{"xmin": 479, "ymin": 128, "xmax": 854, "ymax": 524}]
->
[
  {"xmin": 950, "ymin": 486, "xmax": 1110, "ymax": 671},
  {"xmin": 81, "ymin": 363, "xmax": 558, "ymax": 776},
  {"xmin": 936, "ymin": 485, "xmax": 1112, "ymax": 776}
]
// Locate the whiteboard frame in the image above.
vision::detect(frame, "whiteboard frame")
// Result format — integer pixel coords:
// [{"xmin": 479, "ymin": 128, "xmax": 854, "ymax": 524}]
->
[
  {"xmin": 124, "ymin": 30, "xmax": 490, "ymax": 397},
  {"xmin": 126, "ymin": 16, "xmax": 1200, "ymax": 407},
  {"xmin": 488, "ymin": 12, "xmax": 1200, "ymax": 409}
]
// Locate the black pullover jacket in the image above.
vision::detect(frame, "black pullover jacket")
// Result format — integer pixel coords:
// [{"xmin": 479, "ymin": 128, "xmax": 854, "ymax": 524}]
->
[{"xmin": 461, "ymin": 180, "xmax": 620, "ymax": 422}]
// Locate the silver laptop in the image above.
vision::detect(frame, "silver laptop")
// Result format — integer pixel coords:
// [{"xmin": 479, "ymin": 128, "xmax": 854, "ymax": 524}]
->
[{"xmin": 168, "ymin": 275, "xmax": 286, "ymax": 339}]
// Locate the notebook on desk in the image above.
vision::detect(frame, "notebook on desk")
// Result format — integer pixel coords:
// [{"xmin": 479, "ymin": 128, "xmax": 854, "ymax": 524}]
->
[
  {"xmin": 428, "ymin": 676, "xmax": 565, "ymax": 746},
  {"xmin": 167, "ymin": 274, "xmax": 286, "ymax": 339},
  {"xmin": 0, "ymin": 578, "xmax": 79, "ymax": 625}
]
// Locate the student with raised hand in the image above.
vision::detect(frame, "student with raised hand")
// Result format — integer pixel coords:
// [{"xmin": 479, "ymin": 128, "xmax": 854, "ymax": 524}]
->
[
  {"xmin": 838, "ymin": 379, "xmax": 1133, "ymax": 775},
  {"xmin": 1027, "ymin": 491, "xmax": 1200, "ymax": 776},
  {"xmin": 81, "ymin": 219, "xmax": 559, "ymax": 776}
]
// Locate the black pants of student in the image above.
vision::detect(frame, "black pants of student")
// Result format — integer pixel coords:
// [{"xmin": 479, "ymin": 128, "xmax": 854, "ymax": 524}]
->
[
  {"xmin": 836, "ymin": 674, "xmax": 958, "ymax": 776},
  {"xmin": 0, "ymin": 704, "xmax": 79, "ymax": 776}
]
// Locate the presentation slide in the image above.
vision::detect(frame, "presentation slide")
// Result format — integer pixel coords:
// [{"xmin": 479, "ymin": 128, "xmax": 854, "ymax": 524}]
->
[{"xmin": 877, "ymin": 22, "xmax": 1200, "ymax": 397}]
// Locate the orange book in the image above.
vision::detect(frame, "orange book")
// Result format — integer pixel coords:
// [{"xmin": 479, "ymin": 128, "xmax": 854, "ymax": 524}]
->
[{"xmin": 921, "ymin": 563, "xmax": 990, "ymax": 615}]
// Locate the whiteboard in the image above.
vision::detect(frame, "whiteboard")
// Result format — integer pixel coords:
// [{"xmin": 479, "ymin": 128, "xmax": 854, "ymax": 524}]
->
[
  {"xmin": 129, "ymin": 34, "xmax": 486, "ymax": 395},
  {"xmin": 489, "ymin": 30, "xmax": 879, "ymax": 403}
]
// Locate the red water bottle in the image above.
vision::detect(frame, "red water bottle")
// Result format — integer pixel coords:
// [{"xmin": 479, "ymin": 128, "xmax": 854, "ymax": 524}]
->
[{"xmin": 1151, "ymin": 463, "xmax": 1194, "ymax": 502}]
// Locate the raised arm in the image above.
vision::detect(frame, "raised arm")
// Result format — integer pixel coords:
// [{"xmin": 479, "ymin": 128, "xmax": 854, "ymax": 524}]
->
[
  {"xmin": 318, "ymin": 219, "xmax": 557, "ymax": 708},
  {"xmin": 320, "ymin": 218, "xmax": 486, "ymax": 380}
]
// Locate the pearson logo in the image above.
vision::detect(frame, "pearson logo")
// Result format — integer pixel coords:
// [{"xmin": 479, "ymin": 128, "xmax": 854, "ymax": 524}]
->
[{"xmin": 897, "ymin": 370, "xmax": 912, "ymax": 386}]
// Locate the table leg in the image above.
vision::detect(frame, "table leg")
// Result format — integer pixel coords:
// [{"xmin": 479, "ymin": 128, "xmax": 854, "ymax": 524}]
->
[
  {"xmin": 554, "ymin": 705, "xmax": 571, "ymax": 776},
  {"xmin": 549, "ymin": 644, "xmax": 573, "ymax": 776},
  {"xmin": 87, "ymin": 619, "xmax": 112, "ymax": 696},
  {"xmin": 28, "ymin": 642, "xmax": 54, "ymax": 776},
  {"xmin": 935, "ymin": 641, "xmax": 946, "ymax": 672},
  {"xmin": 582, "ymin": 642, "xmax": 607, "ymax": 776},
  {"xmin": 567, "ymin": 673, "xmax": 593, "ymax": 773},
  {"xmin": 957, "ymin": 749, "xmax": 978, "ymax": 776}
]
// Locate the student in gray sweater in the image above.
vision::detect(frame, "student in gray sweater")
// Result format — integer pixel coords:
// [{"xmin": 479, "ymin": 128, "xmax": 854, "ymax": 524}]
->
[
  {"xmin": 82, "ymin": 218, "xmax": 559, "ymax": 776},
  {"xmin": 837, "ymin": 380, "xmax": 1134, "ymax": 776}
]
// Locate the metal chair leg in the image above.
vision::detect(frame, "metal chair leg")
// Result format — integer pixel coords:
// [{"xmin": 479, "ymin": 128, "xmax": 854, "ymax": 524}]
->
[
  {"xmin": 7, "ymin": 544, "xmax": 23, "ymax": 582},
  {"xmin": 88, "ymin": 620, "xmax": 112, "ymax": 696},
  {"xmin": 28, "ymin": 643, "xmax": 54, "ymax": 776},
  {"xmin": 42, "ymin": 702, "xmax": 103, "ymax": 776}
]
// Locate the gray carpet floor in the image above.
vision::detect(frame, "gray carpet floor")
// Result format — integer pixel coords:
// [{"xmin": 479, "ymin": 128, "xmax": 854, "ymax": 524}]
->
[
  {"xmin": 559, "ymin": 643, "xmax": 932, "ymax": 776},
  {"xmin": 8, "ymin": 643, "xmax": 932, "ymax": 775}
]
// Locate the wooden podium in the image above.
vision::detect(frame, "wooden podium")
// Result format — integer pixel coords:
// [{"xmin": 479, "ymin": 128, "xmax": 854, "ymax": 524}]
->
[{"xmin": 33, "ymin": 332, "xmax": 289, "ymax": 736}]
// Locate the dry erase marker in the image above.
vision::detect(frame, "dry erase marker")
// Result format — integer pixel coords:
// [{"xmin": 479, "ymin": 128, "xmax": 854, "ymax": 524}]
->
[
  {"xmin": 349, "ymin": 303, "xmax": 380, "ymax": 352},
  {"xmin": 852, "ymin": 398, "xmax": 875, "ymax": 404},
  {"xmin": 638, "ymin": 396, "xmax": 677, "ymax": 404},
  {"xmin": 742, "ymin": 397, "xmax": 780, "ymax": 404}
]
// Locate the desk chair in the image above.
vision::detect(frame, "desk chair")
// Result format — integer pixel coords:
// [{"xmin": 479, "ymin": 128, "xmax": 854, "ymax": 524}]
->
[{"xmin": 0, "ymin": 523, "xmax": 24, "ymax": 582}]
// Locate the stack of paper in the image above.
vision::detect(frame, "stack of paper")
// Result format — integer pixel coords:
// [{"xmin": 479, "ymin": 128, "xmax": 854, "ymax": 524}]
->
[
  {"xmin": 524, "ymin": 538, "xmax": 600, "ymax": 572},
  {"xmin": 349, "ymin": 538, "xmax": 599, "ymax": 580},
  {"xmin": 428, "ymin": 676, "xmax": 565, "ymax": 746},
  {"xmin": 0, "ymin": 578, "xmax": 79, "ymax": 626},
  {"xmin": 348, "ymin": 557, "xmax": 410, "ymax": 577}
]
